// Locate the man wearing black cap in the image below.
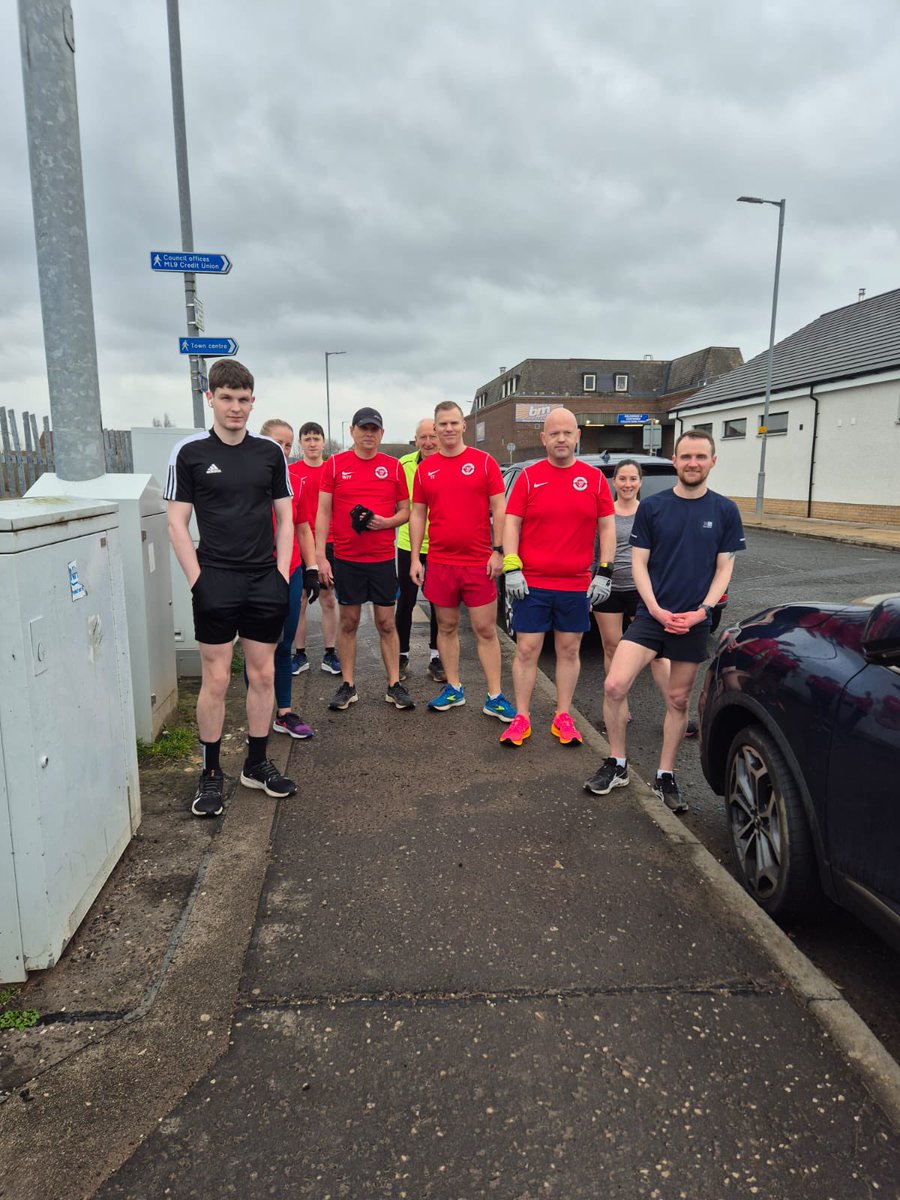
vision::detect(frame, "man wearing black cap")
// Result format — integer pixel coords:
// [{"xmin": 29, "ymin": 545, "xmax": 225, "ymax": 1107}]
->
[{"xmin": 316, "ymin": 408, "xmax": 415, "ymax": 711}]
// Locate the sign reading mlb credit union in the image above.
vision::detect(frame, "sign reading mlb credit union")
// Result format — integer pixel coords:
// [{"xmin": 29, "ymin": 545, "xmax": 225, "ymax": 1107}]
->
[{"xmin": 515, "ymin": 401, "xmax": 565, "ymax": 424}]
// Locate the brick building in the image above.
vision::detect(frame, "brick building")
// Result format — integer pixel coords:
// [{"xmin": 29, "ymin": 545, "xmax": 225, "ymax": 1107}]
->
[{"xmin": 466, "ymin": 347, "xmax": 742, "ymax": 463}]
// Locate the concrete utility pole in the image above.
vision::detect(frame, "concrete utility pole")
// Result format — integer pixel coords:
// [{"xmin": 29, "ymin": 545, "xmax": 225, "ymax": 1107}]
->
[
  {"xmin": 166, "ymin": 0, "xmax": 205, "ymax": 427},
  {"xmin": 18, "ymin": 0, "xmax": 106, "ymax": 481}
]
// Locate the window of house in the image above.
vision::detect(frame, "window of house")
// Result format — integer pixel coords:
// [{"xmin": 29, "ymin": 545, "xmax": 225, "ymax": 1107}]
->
[
  {"xmin": 614, "ymin": 373, "xmax": 629, "ymax": 392},
  {"xmin": 759, "ymin": 410, "xmax": 788, "ymax": 435},
  {"xmin": 582, "ymin": 373, "xmax": 597, "ymax": 392},
  {"xmin": 722, "ymin": 418, "xmax": 747, "ymax": 439},
  {"xmin": 692, "ymin": 422, "xmax": 713, "ymax": 436}
]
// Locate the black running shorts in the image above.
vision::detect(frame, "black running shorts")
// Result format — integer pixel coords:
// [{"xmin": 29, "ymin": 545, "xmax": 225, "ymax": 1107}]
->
[
  {"xmin": 332, "ymin": 557, "xmax": 398, "ymax": 607},
  {"xmin": 192, "ymin": 565, "xmax": 289, "ymax": 644},
  {"xmin": 622, "ymin": 612, "xmax": 710, "ymax": 663}
]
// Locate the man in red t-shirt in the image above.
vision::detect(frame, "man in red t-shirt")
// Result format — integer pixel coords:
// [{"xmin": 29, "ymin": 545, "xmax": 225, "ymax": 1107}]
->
[
  {"xmin": 316, "ymin": 407, "xmax": 414, "ymax": 712},
  {"xmin": 500, "ymin": 408, "xmax": 616, "ymax": 748},
  {"xmin": 290, "ymin": 421, "xmax": 340, "ymax": 677},
  {"xmin": 409, "ymin": 400, "xmax": 515, "ymax": 722}
]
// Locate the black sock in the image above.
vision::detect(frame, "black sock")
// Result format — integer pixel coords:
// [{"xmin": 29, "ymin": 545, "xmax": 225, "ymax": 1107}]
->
[
  {"xmin": 325, "ymin": 646, "xmax": 335, "ymax": 653},
  {"xmin": 200, "ymin": 738, "xmax": 221, "ymax": 773},
  {"xmin": 247, "ymin": 735, "xmax": 268, "ymax": 766},
  {"xmin": 296, "ymin": 647, "xmax": 305, "ymax": 654}
]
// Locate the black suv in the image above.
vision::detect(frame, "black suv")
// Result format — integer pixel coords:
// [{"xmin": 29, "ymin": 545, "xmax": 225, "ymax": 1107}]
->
[{"xmin": 699, "ymin": 594, "xmax": 900, "ymax": 950}]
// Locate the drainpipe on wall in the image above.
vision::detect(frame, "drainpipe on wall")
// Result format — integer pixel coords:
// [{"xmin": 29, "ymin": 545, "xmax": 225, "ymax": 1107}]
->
[{"xmin": 806, "ymin": 387, "xmax": 820, "ymax": 518}]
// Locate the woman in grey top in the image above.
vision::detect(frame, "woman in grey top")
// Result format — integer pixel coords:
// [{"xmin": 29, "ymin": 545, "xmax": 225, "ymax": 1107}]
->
[{"xmin": 591, "ymin": 459, "xmax": 669, "ymax": 699}]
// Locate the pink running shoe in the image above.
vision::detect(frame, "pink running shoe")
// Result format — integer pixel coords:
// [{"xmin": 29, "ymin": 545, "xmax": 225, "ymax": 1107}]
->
[
  {"xmin": 500, "ymin": 713, "xmax": 532, "ymax": 747},
  {"xmin": 551, "ymin": 712, "xmax": 582, "ymax": 745}
]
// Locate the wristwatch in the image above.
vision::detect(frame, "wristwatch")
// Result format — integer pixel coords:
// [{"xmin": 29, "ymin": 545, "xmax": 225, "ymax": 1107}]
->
[
  {"xmin": 700, "ymin": 603, "xmax": 713, "ymax": 618},
  {"xmin": 492, "ymin": 545, "xmax": 503, "ymax": 553}
]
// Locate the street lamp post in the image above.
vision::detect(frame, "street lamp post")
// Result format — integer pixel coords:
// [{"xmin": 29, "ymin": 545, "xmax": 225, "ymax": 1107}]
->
[
  {"xmin": 324, "ymin": 350, "xmax": 347, "ymax": 453},
  {"xmin": 341, "ymin": 420, "xmax": 350, "ymax": 450},
  {"xmin": 737, "ymin": 195, "xmax": 786, "ymax": 518}
]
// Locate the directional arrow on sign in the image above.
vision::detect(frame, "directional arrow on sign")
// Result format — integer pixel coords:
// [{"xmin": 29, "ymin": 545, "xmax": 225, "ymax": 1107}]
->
[
  {"xmin": 179, "ymin": 337, "xmax": 238, "ymax": 356},
  {"xmin": 151, "ymin": 251, "xmax": 232, "ymax": 274}
]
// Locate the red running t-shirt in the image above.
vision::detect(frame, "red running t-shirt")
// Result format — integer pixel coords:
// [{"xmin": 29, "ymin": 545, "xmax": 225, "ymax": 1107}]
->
[
  {"xmin": 319, "ymin": 449, "xmax": 407, "ymax": 563},
  {"xmin": 506, "ymin": 458, "xmax": 614, "ymax": 591},
  {"xmin": 412, "ymin": 446, "xmax": 504, "ymax": 567},
  {"xmin": 281, "ymin": 465, "xmax": 316, "ymax": 574}
]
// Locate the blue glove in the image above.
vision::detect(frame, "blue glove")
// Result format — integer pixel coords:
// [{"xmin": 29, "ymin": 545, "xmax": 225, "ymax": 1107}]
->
[{"xmin": 505, "ymin": 569, "xmax": 529, "ymax": 601}]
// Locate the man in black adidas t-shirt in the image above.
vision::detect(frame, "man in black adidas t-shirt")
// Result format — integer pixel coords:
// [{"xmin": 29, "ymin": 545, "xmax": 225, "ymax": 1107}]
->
[{"xmin": 165, "ymin": 359, "xmax": 298, "ymax": 817}]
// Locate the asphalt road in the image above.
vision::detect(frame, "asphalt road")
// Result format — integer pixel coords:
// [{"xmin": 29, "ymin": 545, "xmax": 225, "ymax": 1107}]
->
[{"xmin": 544, "ymin": 528, "xmax": 900, "ymax": 1064}]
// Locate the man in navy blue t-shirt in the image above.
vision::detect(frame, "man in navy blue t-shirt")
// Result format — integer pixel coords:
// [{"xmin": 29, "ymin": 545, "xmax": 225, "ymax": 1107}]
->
[{"xmin": 584, "ymin": 429, "xmax": 745, "ymax": 813}]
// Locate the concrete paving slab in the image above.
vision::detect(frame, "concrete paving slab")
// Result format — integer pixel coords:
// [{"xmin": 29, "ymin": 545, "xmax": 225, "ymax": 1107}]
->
[{"xmin": 97, "ymin": 995, "xmax": 898, "ymax": 1199}]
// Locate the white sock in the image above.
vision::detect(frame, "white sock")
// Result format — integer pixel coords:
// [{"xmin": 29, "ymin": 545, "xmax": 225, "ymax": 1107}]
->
[{"xmin": 615, "ymin": 757, "xmax": 627, "ymax": 768}]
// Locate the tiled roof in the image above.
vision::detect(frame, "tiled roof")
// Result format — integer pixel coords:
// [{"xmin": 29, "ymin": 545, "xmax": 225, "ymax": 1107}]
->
[{"xmin": 673, "ymin": 287, "xmax": 900, "ymax": 412}]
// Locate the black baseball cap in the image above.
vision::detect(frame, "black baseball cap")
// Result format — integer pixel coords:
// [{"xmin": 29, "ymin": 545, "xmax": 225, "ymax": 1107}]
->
[{"xmin": 351, "ymin": 407, "xmax": 384, "ymax": 429}]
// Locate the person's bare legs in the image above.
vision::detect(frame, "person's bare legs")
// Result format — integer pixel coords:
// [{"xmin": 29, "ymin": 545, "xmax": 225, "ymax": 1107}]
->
[
  {"xmin": 242, "ymin": 637, "xmax": 279, "ymax": 737},
  {"xmin": 650, "ymin": 655, "xmax": 670, "ymax": 695},
  {"xmin": 434, "ymin": 605, "xmax": 462, "ymax": 687},
  {"xmin": 603, "ymin": 640, "xmax": 658, "ymax": 759},
  {"xmin": 594, "ymin": 611, "xmax": 624, "ymax": 677},
  {"xmin": 373, "ymin": 603, "xmax": 401, "ymax": 686},
  {"xmin": 553, "ymin": 630, "xmax": 582, "ymax": 715},
  {"xmin": 319, "ymin": 585, "xmax": 338, "ymax": 648},
  {"xmin": 469, "ymin": 599, "xmax": 502, "ymax": 695},
  {"xmin": 659, "ymin": 660, "xmax": 701, "ymax": 771},
  {"xmin": 197, "ymin": 642, "xmax": 234, "ymax": 741},
  {"xmin": 511, "ymin": 632, "xmax": 544, "ymax": 714},
  {"xmin": 337, "ymin": 604, "xmax": 361, "ymax": 685}
]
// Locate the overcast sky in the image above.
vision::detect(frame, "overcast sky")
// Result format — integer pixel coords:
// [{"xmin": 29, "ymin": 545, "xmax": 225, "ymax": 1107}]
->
[{"xmin": 2, "ymin": 0, "xmax": 898, "ymax": 446}]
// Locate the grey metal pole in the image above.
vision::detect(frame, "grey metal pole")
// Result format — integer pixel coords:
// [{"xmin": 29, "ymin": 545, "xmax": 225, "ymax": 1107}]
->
[
  {"xmin": 325, "ymin": 352, "xmax": 332, "ymax": 451},
  {"xmin": 755, "ymin": 200, "xmax": 786, "ymax": 517},
  {"xmin": 18, "ymin": 0, "xmax": 106, "ymax": 481},
  {"xmin": 166, "ymin": 0, "xmax": 205, "ymax": 428}
]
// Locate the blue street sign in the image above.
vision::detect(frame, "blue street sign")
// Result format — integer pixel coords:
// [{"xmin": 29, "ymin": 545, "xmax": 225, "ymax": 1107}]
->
[
  {"xmin": 179, "ymin": 337, "xmax": 238, "ymax": 356},
  {"xmin": 151, "ymin": 251, "xmax": 232, "ymax": 274},
  {"xmin": 616, "ymin": 412, "xmax": 650, "ymax": 424}
]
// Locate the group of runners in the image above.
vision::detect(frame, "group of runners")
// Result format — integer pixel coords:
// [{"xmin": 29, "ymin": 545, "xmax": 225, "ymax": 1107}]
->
[{"xmin": 165, "ymin": 359, "xmax": 745, "ymax": 820}]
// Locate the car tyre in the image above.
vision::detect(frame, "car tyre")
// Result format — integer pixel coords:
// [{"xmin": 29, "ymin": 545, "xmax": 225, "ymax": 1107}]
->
[{"xmin": 725, "ymin": 725, "xmax": 817, "ymax": 918}]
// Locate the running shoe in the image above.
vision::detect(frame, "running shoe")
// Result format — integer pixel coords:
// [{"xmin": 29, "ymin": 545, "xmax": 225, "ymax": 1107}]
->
[
  {"xmin": 191, "ymin": 768, "xmax": 224, "ymax": 818},
  {"xmin": 427, "ymin": 684, "xmax": 466, "ymax": 711},
  {"xmin": 683, "ymin": 720, "xmax": 699, "ymax": 739},
  {"xmin": 398, "ymin": 653, "xmax": 410, "ymax": 682},
  {"xmin": 551, "ymin": 712, "xmax": 582, "ymax": 746},
  {"xmin": 328, "ymin": 681, "xmax": 359, "ymax": 710},
  {"xmin": 482, "ymin": 693, "xmax": 516, "ymax": 723},
  {"xmin": 385, "ymin": 681, "xmax": 415, "ymax": 710},
  {"xmin": 583, "ymin": 758, "xmax": 629, "ymax": 795},
  {"xmin": 240, "ymin": 758, "xmax": 297, "ymax": 798},
  {"xmin": 427, "ymin": 656, "xmax": 447, "ymax": 683},
  {"xmin": 653, "ymin": 772, "xmax": 688, "ymax": 814},
  {"xmin": 272, "ymin": 711, "xmax": 313, "ymax": 739},
  {"xmin": 500, "ymin": 713, "xmax": 531, "ymax": 747},
  {"xmin": 291, "ymin": 650, "xmax": 309, "ymax": 675},
  {"xmin": 321, "ymin": 650, "xmax": 341, "ymax": 675}
]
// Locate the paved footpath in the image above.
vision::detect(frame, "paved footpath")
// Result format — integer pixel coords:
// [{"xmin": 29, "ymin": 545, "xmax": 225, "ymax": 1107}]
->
[{"xmin": 88, "ymin": 613, "xmax": 900, "ymax": 1200}]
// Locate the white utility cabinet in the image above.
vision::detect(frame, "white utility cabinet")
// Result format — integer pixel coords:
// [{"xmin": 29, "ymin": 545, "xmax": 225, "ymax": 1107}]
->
[
  {"xmin": 0, "ymin": 499, "xmax": 140, "ymax": 983},
  {"xmin": 27, "ymin": 472, "xmax": 179, "ymax": 742},
  {"xmin": 130, "ymin": 427, "xmax": 202, "ymax": 678}
]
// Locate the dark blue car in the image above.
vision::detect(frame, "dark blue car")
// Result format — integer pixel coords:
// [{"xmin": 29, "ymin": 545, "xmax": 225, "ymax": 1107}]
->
[{"xmin": 699, "ymin": 594, "xmax": 900, "ymax": 950}]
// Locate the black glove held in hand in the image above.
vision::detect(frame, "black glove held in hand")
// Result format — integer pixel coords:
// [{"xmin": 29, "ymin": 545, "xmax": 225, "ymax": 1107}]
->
[
  {"xmin": 349, "ymin": 504, "xmax": 376, "ymax": 533},
  {"xmin": 303, "ymin": 566, "xmax": 320, "ymax": 604}
]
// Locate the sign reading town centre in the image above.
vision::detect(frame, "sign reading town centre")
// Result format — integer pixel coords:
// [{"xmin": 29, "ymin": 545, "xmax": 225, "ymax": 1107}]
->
[
  {"xmin": 150, "ymin": 251, "xmax": 232, "ymax": 274},
  {"xmin": 179, "ymin": 338, "xmax": 238, "ymax": 356}
]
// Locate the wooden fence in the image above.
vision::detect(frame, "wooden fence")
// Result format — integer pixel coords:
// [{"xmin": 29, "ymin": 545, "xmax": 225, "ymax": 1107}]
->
[{"xmin": 0, "ymin": 408, "xmax": 133, "ymax": 498}]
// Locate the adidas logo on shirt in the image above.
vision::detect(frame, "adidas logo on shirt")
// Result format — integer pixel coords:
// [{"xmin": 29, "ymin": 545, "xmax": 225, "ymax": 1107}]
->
[{"xmin": 205, "ymin": 463, "xmax": 222, "ymax": 474}]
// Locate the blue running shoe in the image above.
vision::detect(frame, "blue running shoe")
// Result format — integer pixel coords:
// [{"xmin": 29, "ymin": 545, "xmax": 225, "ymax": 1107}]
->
[
  {"xmin": 427, "ymin": 683, "xmax": 466, "ymax": 712},
  {"xmin": 482, "ymin": 692, "xmax": 516, "ymax": 723}
]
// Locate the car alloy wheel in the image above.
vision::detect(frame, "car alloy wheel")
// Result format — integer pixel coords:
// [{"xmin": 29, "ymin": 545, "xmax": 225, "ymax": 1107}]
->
[{"xmin": 724, "ymin": 726, "xmax": 817, "ymax": 918}]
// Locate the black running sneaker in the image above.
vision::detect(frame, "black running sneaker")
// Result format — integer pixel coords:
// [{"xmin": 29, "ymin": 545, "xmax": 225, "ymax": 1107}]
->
[
  {"xmin": 653, "ymin": 772, "xmax": 688, "ymax": 814},
  {"xmin": 240, "ymin": 758, "xmax": 297, "ymax": 798},
  {"xmin": 398, "ymin": 654, "xmax": 410, "ymax": 682},
  {"xmin": 191, "ymin": 768, "xmax": 224, "ymax": 818},
  {"xmin": 683, "ymin": 720, "xmax": 699, "ymax": 739},
  {"xmin": 328, "ymin": 681, "xmax": 359, "ymax": 710},
  {"xmin": 385, "ymin": 681, "xmax": 415, "ymax": 710},
  {"xmin": 583, "ymin": 757, "xmax": 629, "ymax": 796},
  {"xmin": 427, "ymin": 656, "xmax": 447, "ymax": 683}
]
